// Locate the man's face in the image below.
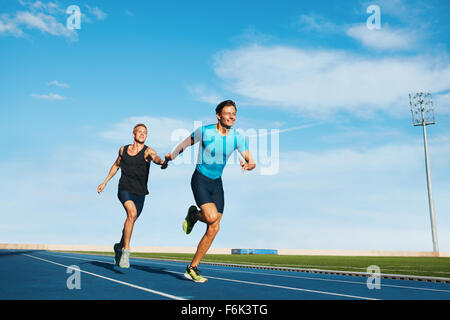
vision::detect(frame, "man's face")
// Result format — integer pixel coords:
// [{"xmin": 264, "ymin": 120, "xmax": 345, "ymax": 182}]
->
[
  {"xmin": 133, "ymin": 126, "xmax": 147, "ymax": 143},
  {"xmin": 217, "ymin": 105, "xmax": 236, "ymax": 128}
]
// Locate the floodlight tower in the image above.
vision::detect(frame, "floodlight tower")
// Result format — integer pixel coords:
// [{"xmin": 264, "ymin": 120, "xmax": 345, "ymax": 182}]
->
[{"xmin": 409, "ymin": 92, "xmax": 439, "ymax": 253}]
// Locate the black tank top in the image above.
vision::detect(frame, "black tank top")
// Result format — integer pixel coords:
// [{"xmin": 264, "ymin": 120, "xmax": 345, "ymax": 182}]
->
[{"xmin": 118, "ymin": 145, "xmax": 150, "ymax": 195}]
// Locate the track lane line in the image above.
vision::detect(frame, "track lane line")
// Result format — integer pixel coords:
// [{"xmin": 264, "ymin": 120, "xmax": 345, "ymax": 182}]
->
[
  {"xmin": 197, "ymin": 265, "xmax": 450, "ymax": 294},
  {"xmin": 42, "ymin": 252, "xmax": 450, "ymax": 295},
  {"xmin": 38, "ymin": 251, "xmax": 377, "ymax": 300},
  {"xmin": 185, "ymin": 273, "xmax": 379, "ymax": 300},
  {"xmin": 21, "ymin": 253, "xmax": 186, "ymax": 300}
]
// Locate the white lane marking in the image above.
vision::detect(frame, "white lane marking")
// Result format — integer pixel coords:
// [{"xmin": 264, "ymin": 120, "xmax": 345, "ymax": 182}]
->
[
  {"xmin": 162, "ymin": 269, "xmax": 379, "ymax": 300},
  {"xmin": 44, "ymin": 252, "xmax": 450, "ymax": 295},
  {"xmin": 39, "ymin": 251, "xmax": 377, "ymax": 300},
  {"xmin": 119, "ymin": 256, "xmax": 450, "ymax": 294},
  {"xmin": 197, "ymin": 266, "xmax": 450, "ymax": 294},
  {"xmin": 21, "ymin": 253, "xmax": 186, "ymax": 300}
]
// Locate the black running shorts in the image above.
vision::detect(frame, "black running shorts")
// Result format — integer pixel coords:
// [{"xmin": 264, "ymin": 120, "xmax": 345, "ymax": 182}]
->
[
  {"xmin": 117, "ymin": 189, "xmax": 146, "ymax": 217},
  {"xmin": 190, "ymin": 169, "xmax": 224, "ymax": 214}
]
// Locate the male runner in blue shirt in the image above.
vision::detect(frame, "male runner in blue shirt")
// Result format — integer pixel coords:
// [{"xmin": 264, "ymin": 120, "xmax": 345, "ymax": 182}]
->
[{"xmin": 165, "ymin": 100, "xmax": 256, "ymax": 282}]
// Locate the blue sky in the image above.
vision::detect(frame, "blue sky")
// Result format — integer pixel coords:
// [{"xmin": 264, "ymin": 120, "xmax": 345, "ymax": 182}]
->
[{"xmin": 1, "ymin": 0, "xmax": 450, "ymax": 252}]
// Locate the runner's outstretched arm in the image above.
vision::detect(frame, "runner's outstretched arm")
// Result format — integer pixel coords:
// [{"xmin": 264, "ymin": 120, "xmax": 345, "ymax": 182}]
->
[
  {"xmin": 165, "ymin": 135, "xmax": 195, "ymax": 162},
  {"xmin": 145, "ymin": 147, "xmax": 168, "ymax": 169},
  {"xmin": 98, "ymin": 146, "xmax": 123, "ymax": 193}
]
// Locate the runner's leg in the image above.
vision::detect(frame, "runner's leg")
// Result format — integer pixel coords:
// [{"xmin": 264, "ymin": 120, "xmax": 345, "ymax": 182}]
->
[
  {"xmin": 119, "ymin": 200, "xmax": 138, "ymax": 250},
  {"xmin": 190, "ymin": 202, "xmax": 222, "ymax": 268}
]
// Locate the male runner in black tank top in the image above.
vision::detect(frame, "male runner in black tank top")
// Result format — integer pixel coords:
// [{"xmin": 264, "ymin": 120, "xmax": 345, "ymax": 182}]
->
[{"xmin": 97, "ymin": 124, "xmax": 167, "ymax": 268}]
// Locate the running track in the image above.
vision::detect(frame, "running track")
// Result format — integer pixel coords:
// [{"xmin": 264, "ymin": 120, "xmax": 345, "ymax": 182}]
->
[{"xmin": 1, "ymin": 250, "xmax": 449, "ymax": 300}]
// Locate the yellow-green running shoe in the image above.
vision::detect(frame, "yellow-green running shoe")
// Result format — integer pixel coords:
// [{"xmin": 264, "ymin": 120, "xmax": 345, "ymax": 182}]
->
[
  {"xmin": 184, "ymin": 265, "xmax": 208, "ymax": 283},
  {"xmin": 183, "ymin": 205, "xmax": 198, "ymax": 235}
]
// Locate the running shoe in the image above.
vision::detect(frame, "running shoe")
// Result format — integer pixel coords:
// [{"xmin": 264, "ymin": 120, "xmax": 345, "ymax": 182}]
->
[
  {"xmin": 184, "ymin": 265, "xmax": 208, "ymax": 283},
  {"xmin": 183, "ymin": 205, "xmax": 198, "ymax": 235},
  {"xmin": 113, "ymin": 243, "xmax": 122, "ymax": 266},
  {"xmin": 119, "ymin": 249, "xmax": 130, "ymax": 268}
]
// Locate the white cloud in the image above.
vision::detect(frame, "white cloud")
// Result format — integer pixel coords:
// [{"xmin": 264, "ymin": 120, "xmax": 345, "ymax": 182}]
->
[
  {"xmin": 0, "ymin": 10, "xmax": 78, "ymax": 40},
  {"xmin": 18, "ymin": 0, "xmax": 53, "ymax": 12},
  {"xmin": 297, "ymin": 13, "xmax": 338, "ymax": 33},
  {"xmin": 31, "ymin": 92, "xmax": 65, "ymax": 100},
  {"xmin": 1, "ymin": 1, "xmax": 107, "ymax": 40},
  {"xmin": 346, "ymin": 24, "xmax": 415, "ymax": 50},
  {"xmin": 85, "ymin": 5, "xmax": 107, "ymax": 21},
  {"xmin": 187, "ymin": 85, "xmax": 223, "ymax": 104},
  {"xmin": 213, "ymin": 45, "xmax": 450, "ymax": 118},
  {"xmin": 15, "ymin": 11, "xmax": 73, "ymax": 36},
  {"xmin": 47, "ymin": 80, "xmax": 69, "ymax": 88},
  {"xmin": 0, "ymin": 14, "xmax": 24, "ymax": 36}
]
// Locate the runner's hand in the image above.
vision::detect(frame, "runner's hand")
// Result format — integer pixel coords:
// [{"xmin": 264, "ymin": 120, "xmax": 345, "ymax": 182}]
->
[
  {"xmin": 240, "ymin": 158, "xmax": 249, "ymax": 172},
  {"xmin": 165, "ymin": 153, "xmax": 173, "ymax": 161},
  {"xmin": 97, "ymin": 182, "xmax": 106, "ymax": 194}
]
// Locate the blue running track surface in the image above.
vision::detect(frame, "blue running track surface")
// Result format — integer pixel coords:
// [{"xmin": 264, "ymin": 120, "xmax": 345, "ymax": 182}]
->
[{"xmin": 1, "ymin": 250, "xmax": 449, "ymax": 300}]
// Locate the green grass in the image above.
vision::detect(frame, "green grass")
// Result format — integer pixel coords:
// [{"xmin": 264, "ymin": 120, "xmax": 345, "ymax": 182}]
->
[{"xmin": 62, "ymin": 251, "xmax": 450, "ymax": 278}]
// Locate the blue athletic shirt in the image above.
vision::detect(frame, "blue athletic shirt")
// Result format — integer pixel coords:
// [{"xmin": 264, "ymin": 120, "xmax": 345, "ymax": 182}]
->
[{"xmin": 191, "ymin": 124, "xmax": 248, "ymax": 179}]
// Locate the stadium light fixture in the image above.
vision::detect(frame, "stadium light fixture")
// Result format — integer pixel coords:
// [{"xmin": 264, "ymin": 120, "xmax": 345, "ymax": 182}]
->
[{"xmin": 409, "ymin": 92, "xmax": 439, "ymax": 254}]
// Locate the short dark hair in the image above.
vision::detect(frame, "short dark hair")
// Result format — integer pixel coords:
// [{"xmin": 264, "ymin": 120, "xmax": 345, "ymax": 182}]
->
[
  {"xmin": 215, "ymin": 100, "xmax": 237, "ymax": 115},
  {"xmin": 133, "ymin": 123, "xmax": 147, "ymax": 134}
]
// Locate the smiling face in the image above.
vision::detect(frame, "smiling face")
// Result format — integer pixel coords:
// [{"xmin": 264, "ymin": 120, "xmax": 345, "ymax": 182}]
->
[
  {"xmin": 133, "ymin": 125, "xmax": 147, "ymax": 144},
  {"xmin": 217, "ymin": 105, "xmax": 237, "ymax": 128}
]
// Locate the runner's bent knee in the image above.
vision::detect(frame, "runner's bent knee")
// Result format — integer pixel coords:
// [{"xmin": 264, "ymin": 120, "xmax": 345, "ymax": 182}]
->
[
  {"xmin": 124, "ymin": 201, "xmax": 138, "ymax": 222},
  {"xmin": 201, "ymin": 206, "xmax": 220, "ymax": 224}
]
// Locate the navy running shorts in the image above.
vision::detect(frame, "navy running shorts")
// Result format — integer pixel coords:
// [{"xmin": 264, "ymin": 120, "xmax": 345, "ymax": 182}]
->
[
  {"xmin": 191, "ymin": 169, "xmax": 224, "ymax": 214},
  {"xmin": 117, "ymin": 189, "xmax": 146, "ymax": 217}
]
